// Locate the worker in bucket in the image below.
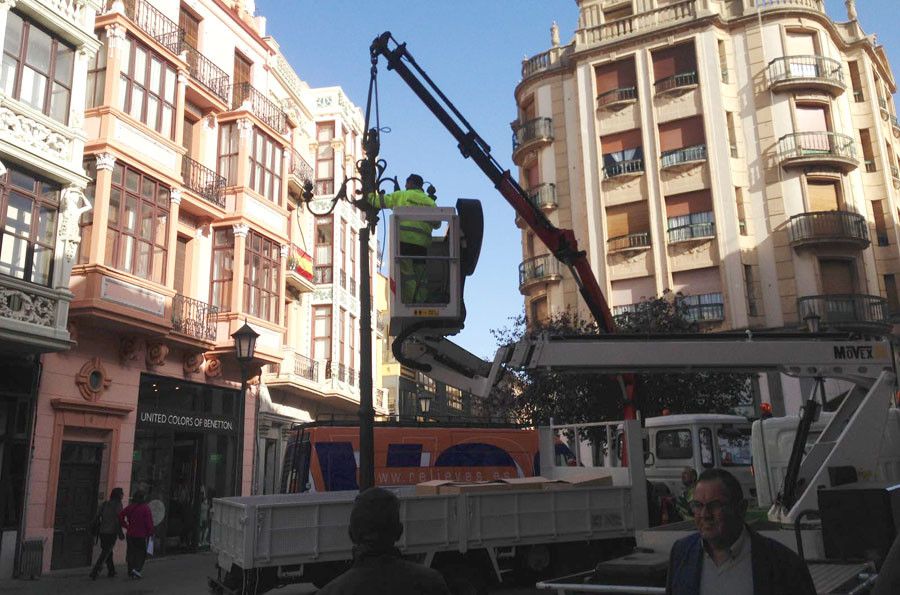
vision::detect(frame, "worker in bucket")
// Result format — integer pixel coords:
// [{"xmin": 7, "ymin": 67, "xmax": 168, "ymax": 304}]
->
[
  {"xmin": 316, "ymin": 487, "xmax": 451, "ymax": 594},
  {"xmin": 368, "ymin": 173, "xmax": 439, "ymax": 304},
  {"xmin": 666, "ymin": 468, "xmax": 815, "ymax": 595}
]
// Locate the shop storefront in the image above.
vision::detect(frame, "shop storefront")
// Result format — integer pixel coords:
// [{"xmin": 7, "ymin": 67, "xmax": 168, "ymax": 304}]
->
[{"xmin": 131, "ymin": 374, "xmax": 239, "ymax": 555}]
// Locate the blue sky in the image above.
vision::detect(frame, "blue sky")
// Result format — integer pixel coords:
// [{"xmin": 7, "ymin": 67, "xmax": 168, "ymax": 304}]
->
[{"xmin": 259, "ymin": 0, "xmax": 899, "ymax": 359}]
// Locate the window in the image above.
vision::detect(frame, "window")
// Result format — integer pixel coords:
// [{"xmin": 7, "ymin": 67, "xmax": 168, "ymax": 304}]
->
[
  {"xmin": 118, "ymin": 36, "xmax": 177, "ymax": 138},
  {"xmin": 210, "ymin": 227, "xmax": 234, "ymax": 310},
  {"xmin": 217, "ymin": 122, "xmax": 239, "ymax": 185},
  {"xmin": 249, "ymin": 127, "xmax": 283, "ymax": 202},
  {"xmin": 244, "ymin": 230, "xmax": 280, "ymax": 322},
  {"xmin": 874, "ymin": 200, "xmax": 889, "ymax": 246},
  {"xmin": 314, "ymin": 216, "xmax": 333, "ymax": 284},
  {"xmin": 735, "ymin": 187, "xmax": 748, "ymax": 235},
  {"xmin": 860, "ymin": 129, "xmax": 875, "ymax": 172},
  {"xmin": 717, "ymin": 428, "xmax": 751, "ymax": 466},
  {"xmin": 602, "ymin": 128, "xmax": 644, "ymax": 178},
  {"xmin": 0, "ymin": 167, "xmax": 60, "ymax": 285},
  {"xmin": 316, "ymin": 122, "xmax": 335, "ymax": 195},
  {"xmin": 85, "ymin": 31, "xmax": 107, "ymax": 109},
  {"xmin": 1, "ymin": 11, "xmax": 75, "ymax": 123},
  {"xmin": 726, "ymin": 112, "xmax": 738, "ymax": 157},
  {"xmin": 349, "ymin": 228, "xmax": 357, "ymax": 296},
  {"xmin": 338, "ymin": 307, "xmax": 346, "ymax": 368},
  {"xmin": 529, "ymin": 295, "xmax": 548, "ymax": 326},
  {"xmin": 349, "ymin": 313, "xmax": 356, "ymax": 372},
  {"xmin": 312, "ymin": 305, "xmax": 332, "ymax": 361},
  {"xmin": 744, "ymin": 265, "xmax": 759, "ymax": 317},
  {"xmin": 681, "ymin": 292, "xmax": 725, "ymax": 322},
  {"xmin": 699, "ymin": 428, "xmax": 714, "ymax": 468},
  {"xmin": 77, "ymin": 159, "xmax": 96, "ymax": 265},
  {"xmin": 885, "ymin": 274, "xmax": 899, "ymax": 315},
  {"xmin": 667, "ymin": 211, "xmax": 715, "ymax": 242},
  {"xmin": 718, "ymin": 39, "xmax": 729, "ymax": 83},
  {"xmin": 339, "ymin": 219, "xmax": 346, "ymax": 289},
  {"xmin": 807, "ymin": 179, "xmax": 841, "ymax": 211},
  {"xmin": 446, "ymin": 385, "xmax": 464, "ymax": 411},
  {"xmin": 656, "ymin": 430, "xmax": 693, "ymax": 459},
  {"xmin": 849, "ymin": 61, "xmax": 864, "ymax": 102},
  {"xmin": 106, "ymin": 163, "xmax": 169, "ymax": 284}
]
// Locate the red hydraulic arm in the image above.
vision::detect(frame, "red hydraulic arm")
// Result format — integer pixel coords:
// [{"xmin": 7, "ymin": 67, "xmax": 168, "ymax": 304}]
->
[{"xmin": 370, "ymin": 33, "xmax": 637, "ymax": 420}]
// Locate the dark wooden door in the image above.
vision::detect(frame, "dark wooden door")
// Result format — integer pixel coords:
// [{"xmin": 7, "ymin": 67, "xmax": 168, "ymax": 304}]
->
[
  {"xmin": 51, "ymin": 442, "xmax": 102, "ymax": 569},
  {"xmin": 233, "ymin": 52, "xmax": 252, "ymax": 86}
]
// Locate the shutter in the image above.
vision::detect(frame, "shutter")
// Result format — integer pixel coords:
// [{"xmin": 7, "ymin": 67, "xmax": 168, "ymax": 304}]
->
[
  {"xmin": 807, "ymin": 181, "xmax": 840, "ymax": 211},
  {"xmin": 234, "ymin": 52, "xmax": 252, "ymax": 86},
  {"xmin": 174, "ymin": 237, "xmax": 188, "ymax": 295},
  {"xmin": 596, "ymin": 57, "xmax": 636, "ymax": 92},
  {"xmin": 611, "ymin": 276, "xmax": 656, "ymax": 305},
  {"xmin": 659, "ymin": 117, "xmax": 704, "ymax": 151},
  {"xmin": 873, "ymin": 200, "xmax": 887, "ymax": 235},
  {"xmin": 666, "ymin": 190, "xmax": 712, "ymax": 218},
  {"xmin": 885, "ymin": 275, "xmax": 899, "ymax": 313},
  {"xmin": 601, "ymin": 129, "xmax": 643, "ymax": 154},
  {"xmin": 786, "ymin": 31, "xmax": 817, "ymax": 55},
  {"xmin": 652, "ymin": 43, "xmax": 695, "ymax": 80},
  {"xmin": 179, "ymin": 9, "xmax": 200, "ymax": 48},
  {"xmin": 820, "ymin": 259, "xmax": 854, "ymax": 294},
  {"xmin": 672, "ymin": 267, "xmax": 721, "ymax": 295},
  {"xmin": 796, "ymin": 105, "xmax": 828, "ymax": 132},
  {"xmin": 607, "ymin": 203, "xmax": 649, "ymax": 238}
]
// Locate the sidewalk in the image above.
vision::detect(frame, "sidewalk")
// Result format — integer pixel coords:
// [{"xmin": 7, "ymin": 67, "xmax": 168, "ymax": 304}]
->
[{"xmin": 0, "ymin": 552, "xmax": 315, "ymax": 594}]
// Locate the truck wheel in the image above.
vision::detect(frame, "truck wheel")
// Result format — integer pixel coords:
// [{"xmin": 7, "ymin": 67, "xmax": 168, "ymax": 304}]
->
[{"xmin": 439, "ymin": 563, "xmax": 487, "ymax": 595}]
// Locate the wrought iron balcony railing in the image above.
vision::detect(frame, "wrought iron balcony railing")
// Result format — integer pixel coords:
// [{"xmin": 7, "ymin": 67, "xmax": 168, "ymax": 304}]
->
[
  {"xmin": 181, "ymin": 155, "xmax": 226, "ymax": 208},
  {"xmin": 654, "ymin": 71, "xmax": 698, "ymax": 94},
  {"xmin": 607, "ymin": 232, "xmax": 650, "ymax": 252},
  {"xmin": 597, "ymin": 87, "xmax": 637, "ymax": 108},
  {"xmin": 660, "ymin": 144, "xmax": 707, "ymax": 168},
  {"xmin": 684, "ymin": 301, "xmax": 725, "ymax": 323},
  {"xmin": 603, "ymin": 159, "xmax": 644, "ymax": 179},
  {"xmin": 518, "ymin": 254, "xmax": 561, "ymax": 289},
  {"xmin": 777, "ymin": 131, "xmax": 857, "ymax": 165},
  {"xmin": 797, "ymin": 294, "xmax": 890, "ymax": 331},
  {"xmin": 171, "ymin": 294, "xmax": 218, "ymax": 341},
  {"xmin": 527, "ymin": 183, "xmax": 557, "ymax": 209},
  {"xmin": 289, "ymin": 147, "xmax": 313, "ymax": 184},
  {"xmin": 767, "ymin": 55, "xmax": 845, "ymax": 91},
  {"xmin": 787, "ymin": 211, "xmax": 869, "ymax": 247},
  {"xmin": 512, "ymin": 117, "xmax": 553, "ymax": 152},
  {"xmin": 177, "ymin": 40, "xmax": 230, "ymax": 103},
  {"xmin": 231, "ymin": 82, "xmax": 287, "ymax": 134},
  {"xmin": 668, "ymin": 220, "xmax": 715, "ymax": 242},
  {"xmin": 119, "ymin": 0, "xmax": 182, "ymax": 55},
  {"xmin": 293, "ymin": 352, "xmax": 318, "ymax": 381}
]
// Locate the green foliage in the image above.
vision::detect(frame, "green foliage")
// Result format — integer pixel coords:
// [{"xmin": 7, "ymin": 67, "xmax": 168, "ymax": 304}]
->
[{"xmin": 484, "ymin": 291, "xmax": 752, "ymax": 424}]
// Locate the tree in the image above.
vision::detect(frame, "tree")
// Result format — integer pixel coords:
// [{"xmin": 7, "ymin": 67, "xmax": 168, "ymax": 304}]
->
[{"xmin": 484, "ymin": 291, "xmax": 752, "ymax": 424}]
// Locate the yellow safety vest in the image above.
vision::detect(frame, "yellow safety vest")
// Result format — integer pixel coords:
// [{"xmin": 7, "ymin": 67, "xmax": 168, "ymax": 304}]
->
[{"xmin": 368, "ymin": 188, "xmax": 437, "ymax": 248}]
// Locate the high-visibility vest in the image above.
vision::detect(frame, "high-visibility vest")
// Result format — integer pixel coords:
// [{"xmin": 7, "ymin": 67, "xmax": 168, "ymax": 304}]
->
[{"xmin": 368, "ymin": 188, "xmax": 437, "ymax": 247}]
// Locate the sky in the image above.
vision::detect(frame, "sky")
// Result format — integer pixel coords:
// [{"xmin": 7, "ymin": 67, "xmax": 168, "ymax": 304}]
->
[{"xmin": 258, "ymin": 0, "xmax": 900, "ymax": 360}]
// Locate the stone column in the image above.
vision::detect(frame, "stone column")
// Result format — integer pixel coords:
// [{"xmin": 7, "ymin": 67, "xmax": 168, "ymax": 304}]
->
[
  {"xmin": 89, "ymin": 153, "xmax": 117, "ymax": 264},
  {"xmin": 175, "ymin": 70, "xmax": 188, "ymax": 149},
  {"xmin": 279, "ymin": 244, "xmax": 288, "ymax": 329},
  {"xmin": 165, "ymin": 189, "xmax": 182, "ymax": 288},
  {"xmin": 232, "ymin": 223, "xmax": 249, "ymax": 315},
  {"xmin": 235, "ymin": 119, "xmax": 253, "ymax": 211},
  {"xmin": 103, "ymin": 24, "xmax": 127, "ymax": 111}
]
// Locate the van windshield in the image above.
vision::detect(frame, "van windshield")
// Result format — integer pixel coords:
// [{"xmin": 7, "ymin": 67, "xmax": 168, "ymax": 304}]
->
[{"xmin": 717, "ymin": 428, "xmax": 751, "ymax": 466}]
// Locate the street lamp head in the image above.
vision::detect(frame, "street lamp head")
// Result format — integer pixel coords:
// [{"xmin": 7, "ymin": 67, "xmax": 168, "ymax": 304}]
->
[
  {"xmin": 231, "ymin": 319, "xmax": 259, "ymax": 363},
  {"xmin": 417, "ymin": 390, "xmax": 432, "ymax": 415},
  {"xmin": 804, "ymin": 311, "xmax": 821, "ymax": 334}
]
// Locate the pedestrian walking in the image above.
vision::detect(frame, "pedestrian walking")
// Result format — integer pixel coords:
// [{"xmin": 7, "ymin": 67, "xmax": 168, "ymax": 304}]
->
[
  {"xmin": 119, "ymin": 491, "xmax": 154, "ymax": 579},
  {"xmin": 89, "ymin": 487, "xmax": 124, "ymax": 579}
]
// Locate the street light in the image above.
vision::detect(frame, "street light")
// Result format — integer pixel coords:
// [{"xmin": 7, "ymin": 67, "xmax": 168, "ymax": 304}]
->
[
  {"xmin": 232, "ymin": 320, "xmax": 259, "ymax": 495},
  {"xmin": 804, "ymin": 311, "xmax": 821, "ymax": 334},
  {"xmin": 417, "ymin": 389, "xmax": 432, "ymax": 422}
]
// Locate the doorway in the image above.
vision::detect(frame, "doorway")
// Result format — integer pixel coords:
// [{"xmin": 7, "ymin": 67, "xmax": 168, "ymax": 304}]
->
[
  {"xmin": 166, "ymin": 434, "xmax": 201, "ymax": 552},
  {"xmin": 51, "ymin": 442, "xmax": 103, "ymax": 570}
]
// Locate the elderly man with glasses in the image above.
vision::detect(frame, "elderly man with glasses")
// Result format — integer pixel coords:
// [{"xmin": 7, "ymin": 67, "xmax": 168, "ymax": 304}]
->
[{"xmin": 666, "ymin": 468, "xmax": 816, "ymax": 595}]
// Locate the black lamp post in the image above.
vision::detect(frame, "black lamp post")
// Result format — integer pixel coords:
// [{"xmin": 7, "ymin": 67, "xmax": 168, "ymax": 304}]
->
[{"xmin": 232, "ymin": 320, "xmax": 258, "ymax": 495}]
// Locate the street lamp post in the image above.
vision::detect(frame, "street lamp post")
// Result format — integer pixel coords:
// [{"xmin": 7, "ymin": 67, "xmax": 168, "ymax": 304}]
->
[{"xmin": 232, "ymin": 320, "xmax": 259, "ymax": 496}]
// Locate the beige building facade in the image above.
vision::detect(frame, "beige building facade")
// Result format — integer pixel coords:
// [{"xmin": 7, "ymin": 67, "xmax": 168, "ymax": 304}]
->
[{"xmin": 515, "ymin": 0, "xmax": 900, "ymax": 412}]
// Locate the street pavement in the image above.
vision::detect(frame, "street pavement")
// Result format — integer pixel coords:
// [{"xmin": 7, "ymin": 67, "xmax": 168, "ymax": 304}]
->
[{"xmin": 0, "ymin": 552, "xmax": 543, "ymax": 594}]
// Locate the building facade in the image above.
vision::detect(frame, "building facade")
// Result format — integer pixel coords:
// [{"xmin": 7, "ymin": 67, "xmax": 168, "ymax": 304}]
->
[
  {"xmin": 0, "ymin": 0, "xmax": 101, "ymax": 578},
  {"xmin": 515, "ymin": 0, "xmax": 899, "ymax": 413},
  {"xmin": 22, "ymin": 0, "xmax": 381, "ymax": 572}
]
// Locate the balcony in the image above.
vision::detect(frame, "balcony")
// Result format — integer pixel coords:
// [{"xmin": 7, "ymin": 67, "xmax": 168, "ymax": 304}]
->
[
  {"xmin": 288, "ymin": 147, "xmax": 314, "ymax": 192},
  {"xmin": 231, "ymin": 83, "xmax": 287, "ymax": 135},
  {"xmin": 0, "ymin": 274, "xmax": 70, "ymax": 353},
  {"xmin": 684, "ymin": 301, "xmax": 725, "ymax": 323},
  {"xmin": 660, "ymin": 144, "xmax": 707, "ymax": 170},
  {"xmin": 178, "ymin": 40, "xmax": 230, "ymax": 105},
  {"xmin": 767, "ymin": 56, "xmax": 845, "ymax": 96},
  {"xmin": 512, "ymin": 117, "xmax": 553, "ymax": 165},
  {"xmin": 892, "ymin": 166, "xmax": 900, "ymax": 190},
  {"xmin": 597, "ymin": 87, "xmax": 637, "ymax": 111},
  {"xmin": 118, "ymin": 0, "xmax": 182, "ymax": 55},
  {"xmin": 797, "ymin": 294, "xmax": 890, "ymax": 333},
  {"xmin": 891, "ymin": 115, "xmax": 900, "ymax": 139},
  {"xmin": 286, "ymin": 246, "xmax": 315, "ymax": 293},
  {"xmin": 518, "ymin": 255, "xmax": 562, "ymax": 292},
  {"xmin": 607, "ymin": 232, "xmax": 651, "ymax": 253},
  {"xmin": 668, "ymin": 220, "xmax": 715, "ymax": 243},
  {"xmin": 777, "ymin": 132, "xmax": 857, "ymax": 172},
  {"xmin": 603, "ymin": 159, "xmax": 644, "ymax": 180},
  {"xmin": 654, "ymin": 71, "xmax": 699, "ymax": 96},
  {"xmin": 293, "ymin": 353, "xmax": 318, "ymax": 382},
  {"xmin": 181, "ymin": 156, "xmax": 226, "ymax": 208},
  {"xmin": 171, "ymin": 294, "xmax": 218, "ymax": 342},
  {"xmin": 788, "ymin": 211, "xmax": 869, "ymax": 250},
  {"xmin": 527, "ymin": 183, "xmax": 558, "ymax": 210},
  {"xmin": 575, "ymin": 0, "xmax": 697, "ymax": 48}
]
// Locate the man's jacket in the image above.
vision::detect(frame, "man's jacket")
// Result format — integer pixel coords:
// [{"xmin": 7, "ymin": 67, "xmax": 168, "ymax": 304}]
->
[
  {"xmin": 666, "ymin": 527, "xmax": 817, "ymax": 595},
  {"xmin": 317, "ymin": 547, "xmax": 450, "ymax": 595},
  {"xmin": 368, "ymin": 188, "xmax": 436, "ymax": 248}
]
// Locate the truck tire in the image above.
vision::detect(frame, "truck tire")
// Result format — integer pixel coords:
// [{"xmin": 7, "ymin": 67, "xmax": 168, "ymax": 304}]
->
[{"xmin": 438, "ymin": 563, "xmax": 488, "ymax": 595}]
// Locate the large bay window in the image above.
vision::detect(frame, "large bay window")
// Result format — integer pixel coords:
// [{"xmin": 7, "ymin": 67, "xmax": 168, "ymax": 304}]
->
[
  {"xmin": 118, "ymin": 36, "xmax": 177, "ymax": 138},
  {"xmin": 85, "ymin": 31, "xmax": 107, "ymax": 109},
  {"xmin": 312, "ymin": 305, "xmax": 332, "ymax": 361},
  {"xmin": 316, "ymin": 122, "xmax": 335, "ymax": 195},
  {"xmin": 210, "ymin": 227, "xmax": 234, "ymax": 310},
  {"xmin": 217, "ymin": 122, "xmax": 239, "ymax": 185},
  {"xmin": 0, "ymin": 167, "xmax": 59, "ymax": 285},
  {"xmin": 244, "ymin": 230, "xmax": 279, "ymax": 322},
  {"xmin": 1, "ymin": 11, "xmax": 74, "ymax": 124},
  {"xmin": 314, "ymin": 216, "xmax": 333, "ymax": 284},
  {"xmin": 106, "ymin": 163, "xmax": 169, "ymax": 284},
  {"xmin": 249, "ymin": 127, "xmax": 283, "ymax": 202}
]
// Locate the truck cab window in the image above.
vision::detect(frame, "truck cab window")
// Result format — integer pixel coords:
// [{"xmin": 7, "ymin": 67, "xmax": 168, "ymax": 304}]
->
[
  {"xmin": 699, "ymin": 428, "xmax": 714, "ymax": 467},
  {"xmin": 656, "ymin": 430, "xmax": 692, "ymax": 459}
]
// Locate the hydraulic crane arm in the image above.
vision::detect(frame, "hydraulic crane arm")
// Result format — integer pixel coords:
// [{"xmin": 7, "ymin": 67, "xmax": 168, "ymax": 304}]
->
[{"xmin": 370, "ymin": 32, "xmax": 615, "ymax": 333}]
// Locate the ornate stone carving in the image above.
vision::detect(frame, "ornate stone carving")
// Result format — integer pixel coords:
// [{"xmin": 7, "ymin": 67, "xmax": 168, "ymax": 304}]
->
[
  {"xmin": 846, "ymin": 0, "xmax": 858, "ymax": 21},
  {"xmin": 67, "ymin": 320, "xmax": 78, "ymax": 343},
  {"xmin": 236, "ymin": 118, "xmax": 253, "ymax": 138},
  {"xmin": 205, "ymin": 113, "xmax": 217, "ymax": 129},
  {"xmin": 59, "ymin": 185, "xmax": 92, "ymax": 262},
  {"xmin": 184, "ymin": 352, "xmax": 204, "ymax": 374},
  {"xmin": 0, "ymin": 287, "xmax": 56, "ymax": 327},
  {"xmin": 0, "ymin": 107, "xmax": 70, "ymax": 160},
  {"xmin": 0, "ymin": 1, "xmax": 17, "ymax": 12},
  {"xmin": 551, "ymin": 21, "xmax": 560, "ymax": 47},
  {"xmin": 75, "ymin": 357, "xmax": 111, "ymax": 402},
  {"xmin": 232, "ymin": 223, "xmax": 249, "ymax": 238},
  {"xmin": 104, "ymin": 23, "xmax": 126, "ymax": 50},
  {"xmin": 204, "ymin": 354, "xmax": 222, "ymax": 378},
  {"xmin": 170, "ymin": 188, "xmax": 182, "ymax": 205},
  {"xmin": 119, "ymin": 336, "xmax": 141, "ymax": 362},
  {"xmin": 95, "ymin": 152, "xmax": 116, "ymax": 171},
  {"xmin": 280, "ymin": 244, "xmax": 289, "ymax": 259},
  {"xmin": 145, "ymin": 343, "xmax": 169, "ymax": 367}
]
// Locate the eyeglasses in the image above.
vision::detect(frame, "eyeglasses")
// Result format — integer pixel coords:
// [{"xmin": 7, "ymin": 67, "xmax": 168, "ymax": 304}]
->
[{"xmin": 688, "ymin": 499, "xmax": 731, "ymax": 515}]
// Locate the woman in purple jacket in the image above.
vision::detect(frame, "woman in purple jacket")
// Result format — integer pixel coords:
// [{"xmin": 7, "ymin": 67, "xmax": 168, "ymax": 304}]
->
[{"xmin": 119, "ymin": 491, "xmax": 155, "ymax": 579}]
